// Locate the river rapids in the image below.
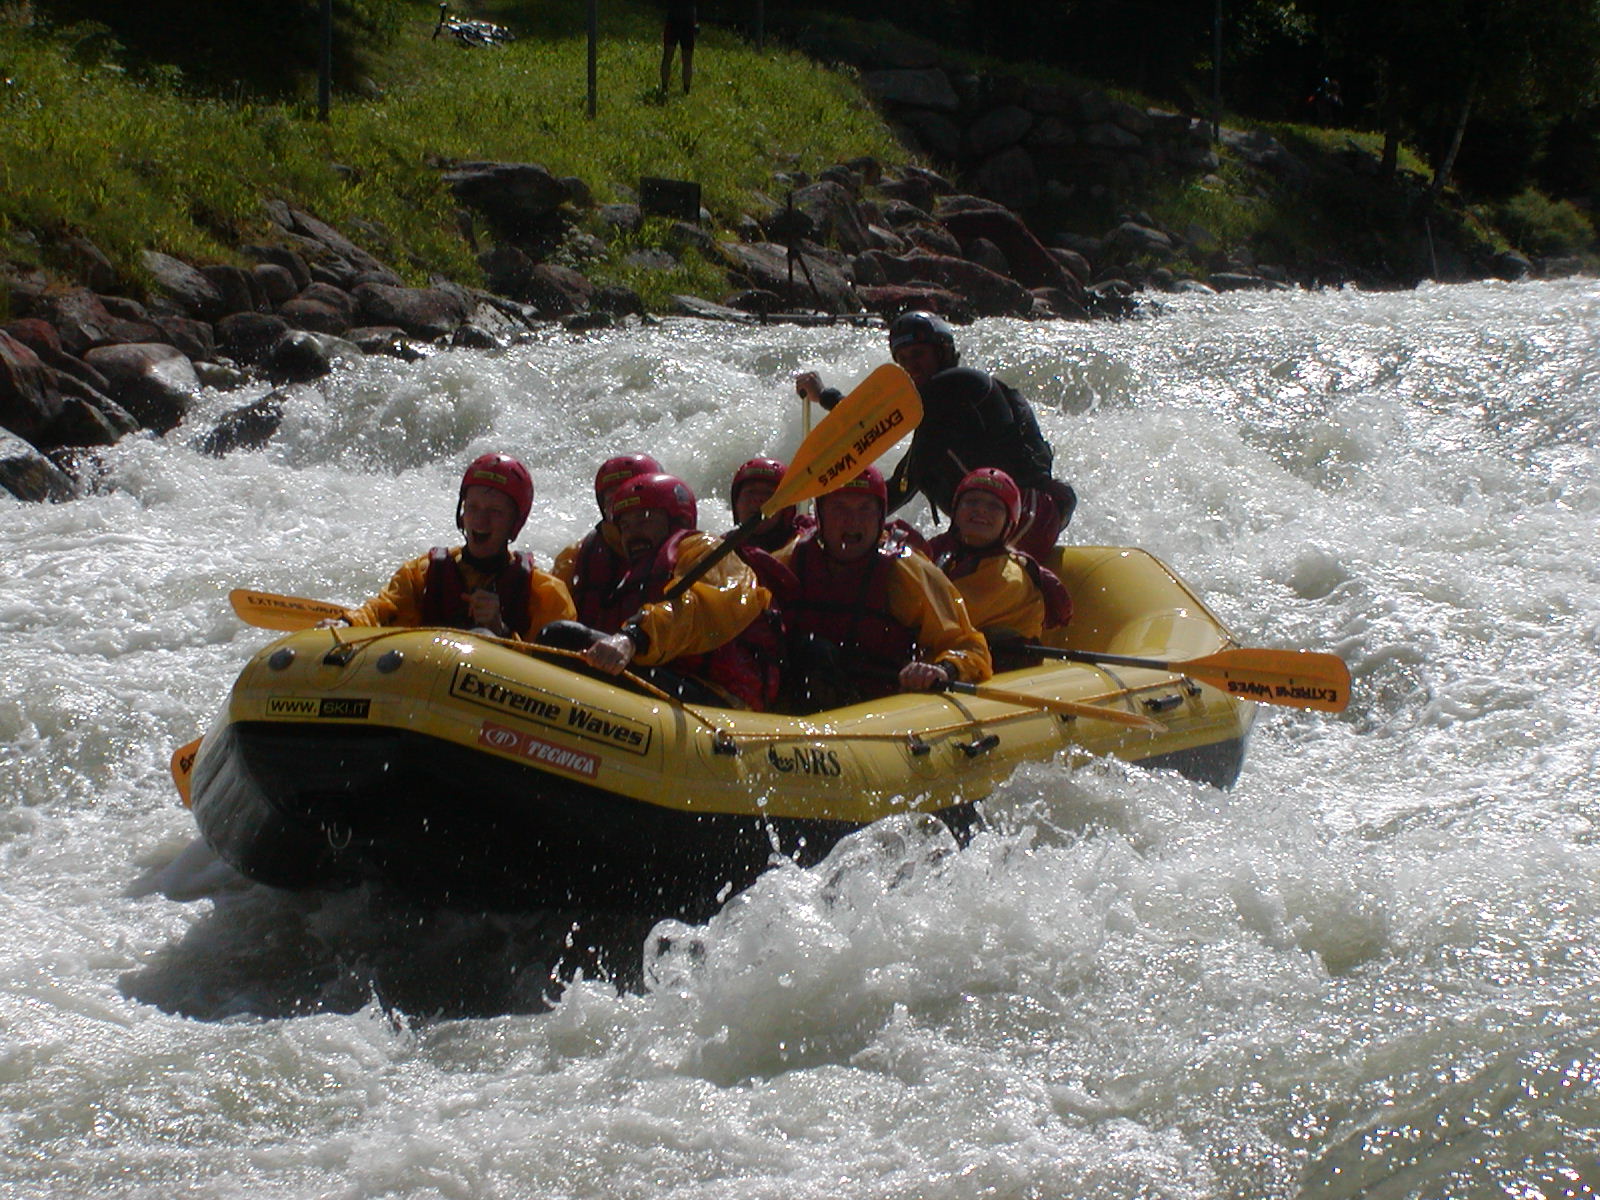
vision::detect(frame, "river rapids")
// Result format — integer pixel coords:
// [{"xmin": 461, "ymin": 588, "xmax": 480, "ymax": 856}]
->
[{"xmin": 2, "ymin": 279, "xmax": 1597, "ymax": 1198}]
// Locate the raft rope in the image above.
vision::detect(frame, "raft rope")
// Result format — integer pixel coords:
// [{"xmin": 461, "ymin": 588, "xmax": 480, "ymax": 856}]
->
[{"xmin": 307, "ymin": 627, "xmax": 1182, "ymax": 748}]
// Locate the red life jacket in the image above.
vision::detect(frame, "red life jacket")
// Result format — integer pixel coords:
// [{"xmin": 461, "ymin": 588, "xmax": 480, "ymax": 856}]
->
[
  {"xmin": 926, "ymin": 532, "xmax": 1073, "ymax": 629},
  {"xmin": 420, "ymin": 547, "xmax": 540, "ymax": 634},
  {"xmin": 567, "ymin": 524, "xmax": 633, "ymax": 629},
  {"xmin": 604, "ymin": 530, "xmax": 783, "ymax": 711},
  {"xmin": 782, "ymin": 537, "xmax": 919, "ymax": 700}
]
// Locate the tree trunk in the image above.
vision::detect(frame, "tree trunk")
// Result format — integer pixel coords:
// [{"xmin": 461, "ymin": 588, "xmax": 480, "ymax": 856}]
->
[{"xmin": 1429, "ymin": 71, "xmax": 1479, "ymax": 203}]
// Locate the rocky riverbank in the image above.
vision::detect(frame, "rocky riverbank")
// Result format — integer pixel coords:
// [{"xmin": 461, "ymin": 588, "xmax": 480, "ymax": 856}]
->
[{"xmin": 0, "ymin": 55, "xmax": 1576, "ymax": 505}]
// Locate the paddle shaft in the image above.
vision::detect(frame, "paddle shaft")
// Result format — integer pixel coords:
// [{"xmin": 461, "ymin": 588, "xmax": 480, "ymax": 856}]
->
[
  {"xmin": 944, "ymin": 680, "xmax": 1164, "ymax": 729},
  {"xmin": 1023, "ymin": 645, "xmax": 1350, "ymax": 713}
]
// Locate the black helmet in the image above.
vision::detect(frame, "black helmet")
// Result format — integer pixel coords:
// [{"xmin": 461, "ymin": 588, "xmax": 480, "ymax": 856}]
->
[{"xmin": 888, "ymin": 310, "xmax": 959, "ymax": 369}]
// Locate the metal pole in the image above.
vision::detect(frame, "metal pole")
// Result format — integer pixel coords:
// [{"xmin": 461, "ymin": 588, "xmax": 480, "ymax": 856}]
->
[
  {"xmin": 587, "ymin": 0, "xmax": 598, "ymax": 118},
  {"xmin": 318, "ymin": 0, "xmax": 333, "ymax": 122}
]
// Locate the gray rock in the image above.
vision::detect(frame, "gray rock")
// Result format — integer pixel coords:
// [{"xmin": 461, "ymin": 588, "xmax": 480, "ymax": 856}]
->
[
  {"xmin": 140, "ymin": 251, "xmax": 227, "ymax": 320},
  {"xmin": 1103, "ymin": 221, "xmax": 1176, "ymax": 262},
  {"xmin": 216, "ymin": 313, "xmax": 291, "ymax": 365},
  {"xmin": 60, "ymin": 236, "xmax": 119, "ymax": 292},
  {"xmin": 0, "ymin": 330, "xmax": 64, "ymax": 443},
  {"xmin": 24, "ymin": 288, "xmax": 160, "ymax": 356},
  {"xmin": 200, "ymin": 264, "xmax": 260, "ymax": 315},
  {"xmin": 861, "ymin": 69, "xmax": 960, "ymax": 112},
  {"xmin": 263, "ymin": 330, "xmax": 360, "ymax": 383},
  {"xmin": 0, "ymin": 430, "xmax": 78, "ymax": 502},
  {"xmin": 893, "ymin": 110, "xmax": 962, "ymax": 162},
  {"xmin": 593, "ymin": 285, "xmax": 646, "ymax": 317},
  {"xmin": 970, "ymin": 146, "xmax": 1041, "ymax": 212},
  {"xmin": 280, "ymin": 282, "xmax": 357, "ymax": 334},
  {"xmin": 194, "ymin": 392, "xmax": 286, "ymax": 457},
  {"xmin": 625, "ymin": 249, "xmax": 679, "ymax": 272},
  {"xmin": 352, "ymin": 283, "xmax": 469, "ymax": 339},
  {"xmin": 598, "ymin": 204, "xmax": 643, "ymax": 235},
  {"xmin": 869, "ymin": 250, "xmax": 1033, "ymax": 317},
  {"xmin": 82, "ymin": 342, "xmax": 199, "ymax": 433},
  {"xmin": 151, "ymin": 315, "xmax": 216, "ymax": 362},
  {"xmin": 442, "ymin": 161, "xmax": 571, "ymax": 238},
  {"xmin": 251, "ymin": 262, "xmax": 299, "ymax": 307},
  {"xmin": 967, "ymin": 105, "xmax": 1034, "ymax": 158},
  {"xmin": 788, "ymin": 180, "xmax": 874, "ymax": 255},
  {"xmin": 241, "ymin": 245, "xmax": 312, "ymax": 291},
  {"xmin": 717, "ymin": 242, "xmax": 858, "ymax": 312}
]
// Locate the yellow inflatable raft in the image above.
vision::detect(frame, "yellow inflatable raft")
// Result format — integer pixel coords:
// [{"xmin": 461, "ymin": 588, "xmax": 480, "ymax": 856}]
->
[{"xmin": 188, "ymin": 547, "xmax": 1256, "ymax": 915}]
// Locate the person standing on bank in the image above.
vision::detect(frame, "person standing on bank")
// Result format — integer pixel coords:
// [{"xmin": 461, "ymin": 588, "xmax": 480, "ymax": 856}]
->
[
  {"xmin": 795, "ymin": 310, "xmax": 1077, "ymax": 562},
  {"xmin": 660, "ymin": 0, "xmax": 697, "ymax": 95},
  {"xmin": 328, "ymin": 453, "xmax": 575, "ymax": 640}
]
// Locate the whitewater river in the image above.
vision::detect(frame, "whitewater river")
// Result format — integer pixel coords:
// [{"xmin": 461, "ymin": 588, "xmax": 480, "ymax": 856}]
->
[{"xmin": 2, "ymin": 278, "xmax": 1597, "ymax": 1198}]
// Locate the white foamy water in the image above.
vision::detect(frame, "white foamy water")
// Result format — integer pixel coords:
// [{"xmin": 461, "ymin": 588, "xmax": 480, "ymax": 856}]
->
[{"xmin": 2, "ymin": 280, "xmax": 1597, "ymax": 1198}]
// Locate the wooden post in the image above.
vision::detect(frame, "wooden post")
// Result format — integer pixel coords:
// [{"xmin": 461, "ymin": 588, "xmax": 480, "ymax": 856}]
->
[
  {"xmin": 318, "ymin": 0, "xmax": 333, "ymax": 122},
  {"xmin": 587, "ymin": 0, "xmax": 598, "ymax": 119},
  {"xmin": 1210, "ymin": 0, "xmax": 1222, "ymax": 142}
]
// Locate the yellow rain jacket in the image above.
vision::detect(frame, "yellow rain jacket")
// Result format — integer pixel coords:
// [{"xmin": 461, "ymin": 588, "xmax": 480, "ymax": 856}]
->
[{"xmin": 344, "ymin": 546, "xmax": 575, "ymax": 641}]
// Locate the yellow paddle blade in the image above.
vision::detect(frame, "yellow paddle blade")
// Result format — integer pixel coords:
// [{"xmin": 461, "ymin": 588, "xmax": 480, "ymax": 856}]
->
[
  {"xmin": 662, "ymin": 364, "xmax": 922, "ymax": 603},
  {"xmin": 947, "ymin": 681, "xmax": 1166, "ymax": 730},
  {"xmin": 1178, "ymin": 649, "xmax": 1351, "ymax": 712},
  {"xmin": 1025, "ymin": 645, "xmax": 1352, "ymax": 713},
  {"xmin": 766, "ymin": 363, "xmax": 921, "ymax": 513},
  {"xmin": 229, "ymin": 588, "xmax": 349, "ymax": 631},
  {"xmin": 170, "ymin": 736, "xmax": 202, "ymax": 807}
]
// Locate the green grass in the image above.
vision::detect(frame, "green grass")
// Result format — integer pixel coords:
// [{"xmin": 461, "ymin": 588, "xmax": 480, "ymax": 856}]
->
[{"xmin": 0, "ymin": 1, "xmax": 904, "ymax": 302}]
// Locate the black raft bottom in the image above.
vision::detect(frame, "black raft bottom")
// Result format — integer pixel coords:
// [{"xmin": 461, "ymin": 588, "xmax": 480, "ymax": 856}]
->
[{"xmin": 192, "ymin": 722, "xmax": 979, "ymax": 920}]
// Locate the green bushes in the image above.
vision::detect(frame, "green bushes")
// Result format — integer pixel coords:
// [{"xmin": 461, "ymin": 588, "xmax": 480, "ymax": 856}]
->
[{"xmin": 1494, "ymin": 188, "xmax": 1597, "ymax": 257}]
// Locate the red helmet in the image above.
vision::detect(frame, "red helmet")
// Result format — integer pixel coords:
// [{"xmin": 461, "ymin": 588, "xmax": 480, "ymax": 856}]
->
[
  {"xmin": 457, "ymin": 452, "xmax": 534, "ymax": 538},
  {"xmin": 608, "ymin": 472, "xmax": 698, "ymax": 531},
  {"xmin": 730, "ymin": 456, "xmax": 787, "ymax": 508},
  {"xmin": 819, "ymin": 463, "xmax": 888, "ymax": 512},
  {"xmin": 593, "ymin": 453, "xmax": 663, "ymax": 512},
  {"xmin": 954, "ymin": 467, "xmax": 1022, "ymax": 539}
]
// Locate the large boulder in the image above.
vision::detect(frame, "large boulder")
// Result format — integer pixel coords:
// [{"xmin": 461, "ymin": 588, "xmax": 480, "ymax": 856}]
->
[
  {"xmin": 935, "ymin": 198, "xmax": 1081, "ymax": 292},
  {"xmin": 0, "ymin": 430, "xmax": 78, "ymax": 502},
  {"xmin": 855, "ymin": 284, "xmax": 971, "ymax": 322},
  {"xmin": 263, "ymin": 330, "xmax": 362, "ymax": 383},
  {"xmin": 15, "ymin": 288, "xmax": 162, "ymax": 356},
  {"xmin": 860, "ymin": 68, "xmax": 960, "ymax": 112},
  {"xmin": 866, "ymin": 250, "xmax": 1033, "ymax": 317},
  {"xmin": 81, "ymin": 343, "xmax": 199, "ymax": 433},
  {"xmin": 241, "ymin": 244, "xmax": 312, "ymax": 292},
  {"xmin": 717, "ymin": 242, "xmax": 859, "ymax": 313},
  {"xmin": 352, "ymin": 283, "xmax": 469, "ymax": 339},
  {"xmin": 141, "ymin": 251, "xmax": 227, "ymax": 320},
  {"xmin": 786, "ymin": 181, "xmax": 874, "ymax": 255},
  {"xmin": 280, "ymin": 282, "xmax": 357, "ymax": 334},
  {"xmin": 267, "ymin": 205, "xmax": 404, "ymax": 288},
  {"xmin": 194, "ymin": 392, "xmax": 287, "ymax": 457},
  {"xmin": 216, "ymin": 312, "xmax": 292, "ymax": 365},
  {"xmin": 0, "ymin": 331, "xmax": 64, "ymax": 443},
  {"xmin": 442, "ymin": 161, "xmax": 571, "ymax": 240}
]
